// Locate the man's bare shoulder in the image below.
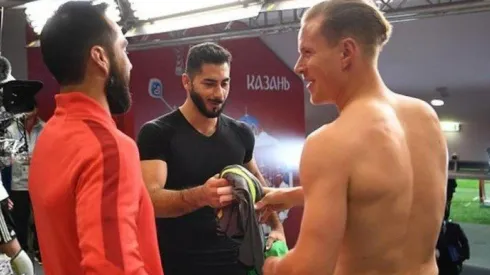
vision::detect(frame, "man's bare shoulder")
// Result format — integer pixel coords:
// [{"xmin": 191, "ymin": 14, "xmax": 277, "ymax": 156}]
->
[
  {"xmin": 302, "ymin": 123, "xmax": 355, "ymax": 179},
  {"xmin": 334, "ymin": 98, "xmax": 394, "ymax": 146},
  {"xmin": 304, "ymin": 124, "xmax": 333, "ymax": 161},
  {"xmin": 307, "ymin": 122, "xmax": 354, "ymax": 151},
  {"xmin": 394, "ymin": 93, "xmax": 440, "ymax": 122}
]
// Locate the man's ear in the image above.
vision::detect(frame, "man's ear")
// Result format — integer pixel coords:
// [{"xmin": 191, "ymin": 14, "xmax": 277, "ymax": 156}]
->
[
  {"xmin": 90, "ymin": 46, "xmax": 110, "ymax": 77},
  {"xmin": 338, "ymin": 38, "xmax": 357, "ymax": 71},
  {"xmin": 182, "ymin": 73, "xmax": 192, "ymax": 92}
]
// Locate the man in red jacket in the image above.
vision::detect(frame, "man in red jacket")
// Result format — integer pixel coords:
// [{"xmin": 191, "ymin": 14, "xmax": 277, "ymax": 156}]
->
[{"xmin": 28, "ymin": 1, "xmax": 163, "ymax": 274}]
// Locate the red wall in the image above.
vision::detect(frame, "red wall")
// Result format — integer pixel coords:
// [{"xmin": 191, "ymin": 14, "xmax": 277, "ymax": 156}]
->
[{"xmin": 27, "ymin": 33, "xmax": 305, "ymax": 247}]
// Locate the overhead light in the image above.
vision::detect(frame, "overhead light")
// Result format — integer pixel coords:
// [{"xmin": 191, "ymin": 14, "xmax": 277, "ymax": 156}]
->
[
  {"xmin": 128, "ymin": 0, "xmax": 253, "ymax": 21},
  {"xmin": 430, "ymin": 99, "xmax": 444, "ymax": 107},
  {"xmin": 262, "ymin": 0, "xmax": 392, "ymax": 11},
  {"xmin": 24, "ymin": 0, "xmax": 121, "ymax": 35},
  {"xmin": 440, "ymin": 121, "xmax": 461, "ymax": 132},
  {"xmin": 262, "ymin": 0, "xmax": 324, "ymax": 11},
  {"xmin": 126, "ymin": 2, "xmax": 262, "ymax": 37}
]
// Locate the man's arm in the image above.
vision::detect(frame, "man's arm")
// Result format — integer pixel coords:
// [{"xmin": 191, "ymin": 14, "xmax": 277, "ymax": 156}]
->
[
  {"xmin": 244, "ymin": 157, "xmax": 283, "ymax": 231},
  {"xmin": 256, "ymin": 186, "xmax": 304, "ymax": 212},
  {"xmin": 140, "ymin": 160, "xmax": 228, "ymax": 218},
  {"xmin": 137, "ymin": 122, "xmax": 230, "ymax": 218},
  {"xmin": 238, "ymin": 122, "xmax": 285, "ymax": 246},
  {"xmin": 75, "ymin": 147, "xmax": 148, "ymax": 274},
  {"xmin": 238, "ymin": 122, "xmax": 283, "ymax": 230},
  {"xmin": 263, "ymin": 127, "xmax": 350, "ymax": 275}
]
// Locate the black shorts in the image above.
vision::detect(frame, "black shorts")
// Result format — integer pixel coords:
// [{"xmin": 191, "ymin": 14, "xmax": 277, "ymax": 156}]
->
[{"xmin": 0, "ymin": 199, "xmax": 16, "ymax": 244}]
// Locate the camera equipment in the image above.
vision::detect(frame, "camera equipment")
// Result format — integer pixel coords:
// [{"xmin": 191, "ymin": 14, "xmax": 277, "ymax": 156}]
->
[{"xmin": 0, "ymin": 56, "xmax": 43, "ymax": 169}]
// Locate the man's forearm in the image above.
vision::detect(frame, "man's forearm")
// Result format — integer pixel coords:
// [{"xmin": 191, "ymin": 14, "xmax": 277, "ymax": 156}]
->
[
  {"xmin": 267, "ymin": 211, "xmax": 283, "ymax": 230},
  {"xmin": 288, "ymin": 187, "xmax": 305, "ymax": 207},
  {"xmin": 255, "ymin": 181, "xmax": 283, "ymax": 230},
  {"xmin": 150, "ymin": 186, "xmax": 206, "ymax": 218},
  {"xmin": 253, "ymin": 174, "xmax": 283, "ymax": 230}
]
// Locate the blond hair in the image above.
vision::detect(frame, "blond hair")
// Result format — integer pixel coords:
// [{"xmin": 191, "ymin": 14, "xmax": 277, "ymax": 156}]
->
[{"xmin": 303, "ymin": 0, "xmax": 392, "ymax": 57}]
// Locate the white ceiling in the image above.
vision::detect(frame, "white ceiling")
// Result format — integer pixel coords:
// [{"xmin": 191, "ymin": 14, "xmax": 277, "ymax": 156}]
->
[{"xmin": 260, "ymin": 11, "xmax": 490, "ymax": 133}]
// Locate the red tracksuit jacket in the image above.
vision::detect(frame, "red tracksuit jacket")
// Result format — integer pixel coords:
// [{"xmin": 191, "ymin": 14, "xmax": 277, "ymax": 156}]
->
[{"xmin": 29, "ymin": 92, "xmax": 163, "ymax": 275}]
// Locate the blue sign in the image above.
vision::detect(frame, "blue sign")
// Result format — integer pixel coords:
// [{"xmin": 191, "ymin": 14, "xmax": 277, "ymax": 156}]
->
[{"xmin": 148, "ymin": 78, "xmax": 163, "ymax": 99}]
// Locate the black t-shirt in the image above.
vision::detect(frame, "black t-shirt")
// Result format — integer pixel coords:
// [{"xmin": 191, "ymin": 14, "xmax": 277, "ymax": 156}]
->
[{"xmin": 137, "ymin": 109, "xmax": 255, "ymax": 270}]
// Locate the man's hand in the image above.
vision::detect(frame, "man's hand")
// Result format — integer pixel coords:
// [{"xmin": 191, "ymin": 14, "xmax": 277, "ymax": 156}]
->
[
  {"xmin": 255, "ymin": 188, "xmax": 298, "ymax": 223},
  {"xmin": 266, "ymin": 229, "xmax": 286, "ymax": 251},
  {"xmin": 258, "ymin": 187, "xmax": 287, "ymax": 250},
  {"xmin": 257, "ymin": 188, "xmax": 295, "ymax": 211},
  {"xmin": 200, "ymin": 175, "xmax": 233, "ymax": 208},
  {"xmin": 7, "ymin": 199, "xmax": 13, "ymax": 210}
]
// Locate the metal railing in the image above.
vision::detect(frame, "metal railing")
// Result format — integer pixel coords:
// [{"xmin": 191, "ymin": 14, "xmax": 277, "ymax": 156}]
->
[{"xmin": 126, "ymin": 0, "xmax": 490, "ymax": 51}]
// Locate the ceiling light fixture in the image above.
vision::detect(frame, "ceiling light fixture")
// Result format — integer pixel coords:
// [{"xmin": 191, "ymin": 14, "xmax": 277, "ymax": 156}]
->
[
  {"xmin": 128, "ymin": 0, "xmax": 250, "ymax": 21},
  {"xmin": 262, "ymin": 0, "xmax": 392, "ymax": 11},
  {"xmin": 430, "ymin": 99, "xmax": 444, "ymax": 107},
  {"xmin": 125, "ymin": 1, "xmax": 262, "ymax": 37}
]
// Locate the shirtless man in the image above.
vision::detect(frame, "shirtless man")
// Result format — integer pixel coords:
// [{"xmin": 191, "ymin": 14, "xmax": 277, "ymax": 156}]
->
[{"xmin": 259, "ymin": 0, "xmax": 448, "ymax": 274}]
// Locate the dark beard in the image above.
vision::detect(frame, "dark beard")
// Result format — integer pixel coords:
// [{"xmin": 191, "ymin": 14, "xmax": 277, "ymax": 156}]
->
[
  {"xmin": 105, "ymin": 59, "xmax": 131, "ymax": 115},
  {"xmin": 190, "ymin": 88, "xmax": 226, "ymax": 118}
]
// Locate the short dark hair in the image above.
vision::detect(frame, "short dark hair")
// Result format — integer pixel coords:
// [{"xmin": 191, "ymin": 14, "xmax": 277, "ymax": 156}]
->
[
  {"xmin": 303, "ymin": 0, "xmax": 392, "ymax": 57},
  {"xmin": 40, "ymin": 1, "xmax": 116, "ymax": 86},
  {"xmin": 185, "ymin": 42, "xmax": 232, "ymax": 78}
]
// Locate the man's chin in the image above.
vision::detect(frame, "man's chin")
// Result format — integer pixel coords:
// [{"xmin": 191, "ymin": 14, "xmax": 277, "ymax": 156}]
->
[
  {"xmin": 203, "ymin": 112, "xmax": 221, "ymax": 118},
  {"xmin": 309, "ymin": 96, "xmax": 323, "ymax": 106},
  {"xmin": 309, "ymin": 94, "xmax": 332, "ymax": 106},
  {"xmin": 108, "ymin": 99, "xmax": 132, "ymax": 115},
  {"xmin": 203, "ymin": 107, "xmax": 223, "ymax": 118}
]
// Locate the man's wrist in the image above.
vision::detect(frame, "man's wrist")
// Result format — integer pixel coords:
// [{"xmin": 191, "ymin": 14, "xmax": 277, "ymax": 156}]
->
[
  {"xmin": 289, "ymin": 187, "xmax": 304, "ymax": 206},
  {"xmin": 262, "ymin": 186, "xmax": 273, "ymax": 194},
  {"xmin": 268, "ymin": 213, "xmax": 284, "ymax": 231},
  {"xmin": 194, "ymin": 185, "xmax": 208, "ymax": 208},
  {"xmin": 181, "ymin": 186, "xmax": 206, "ymax": 208}
]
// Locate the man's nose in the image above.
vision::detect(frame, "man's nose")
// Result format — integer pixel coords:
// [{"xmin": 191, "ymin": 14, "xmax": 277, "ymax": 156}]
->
[
  {"xmin": 214, "ymin": 87, "xmax": 226, "ymax": 99},
  {"xmin": 294, "ymin": 59, "xmax": 304, "ymax": 76}
]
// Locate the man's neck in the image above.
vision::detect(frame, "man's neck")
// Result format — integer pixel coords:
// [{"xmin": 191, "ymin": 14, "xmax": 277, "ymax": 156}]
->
[
  {"xmin": 335, "ymin": 65, "xmax": 387, "ymax": 113},
  {"xmin": 25, "ymin": 116, "xmax": 37, "ymax": 134},
  {"xmin": 179, "ymin": 99, "xmax": 218, "ymax": 136},
  {"xmin": 60, "ymin": 82, "xmax": 110, "ymax": 115}
]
